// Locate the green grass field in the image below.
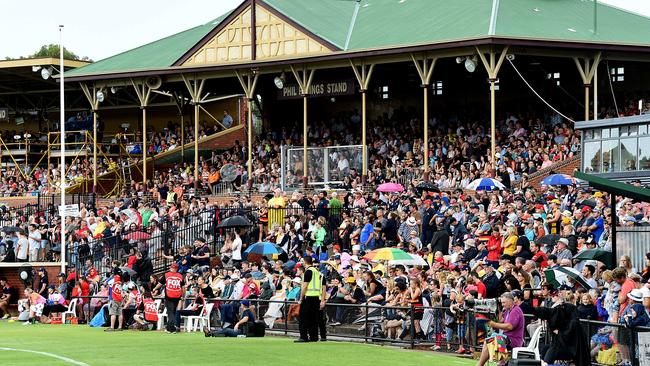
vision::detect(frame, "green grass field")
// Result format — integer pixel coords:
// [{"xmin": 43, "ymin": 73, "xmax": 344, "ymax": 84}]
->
[{"xmin": 0, "ymin": 323, "xmax": 475, "ymax": 366}]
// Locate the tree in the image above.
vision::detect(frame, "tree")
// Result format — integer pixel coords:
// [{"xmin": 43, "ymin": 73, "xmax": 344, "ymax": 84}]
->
[{"xmin": 29, "ymin": 44, "xmax": 92, "ymax": 61}]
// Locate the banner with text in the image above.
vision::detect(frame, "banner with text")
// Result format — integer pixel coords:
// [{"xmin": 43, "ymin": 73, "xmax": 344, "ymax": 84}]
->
[{"xmin": 278, "ymin": 80, "xmax": 355, "ymax": 100}]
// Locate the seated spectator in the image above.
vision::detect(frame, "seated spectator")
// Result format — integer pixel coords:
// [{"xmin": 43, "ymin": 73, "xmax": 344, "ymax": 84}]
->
[{"xmin": 204, "ymin": 300, "xmax": 254, "ymax": 337}]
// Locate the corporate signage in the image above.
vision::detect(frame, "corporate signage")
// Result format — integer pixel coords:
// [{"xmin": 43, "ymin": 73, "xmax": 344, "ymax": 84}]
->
[
  {"xmin": 278, "ymin": 80, "xmax": 355, "ymax": 100},
  {"xmin": 0, "ymin": 108, "xmax": 7, "ymax": 121}
]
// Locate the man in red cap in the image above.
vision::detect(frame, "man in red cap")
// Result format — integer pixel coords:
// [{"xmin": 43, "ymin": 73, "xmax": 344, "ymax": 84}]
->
[{"xmin": 155, "ymin": 263, "xmax": 184, "ymax": 333}]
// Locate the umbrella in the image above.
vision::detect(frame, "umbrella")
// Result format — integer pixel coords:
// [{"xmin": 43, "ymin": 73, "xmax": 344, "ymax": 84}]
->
[
  {"xmin": 217, "ymin": 215, "xmax": 252, "ymax": 229},
  {"xmin": 376, "ymin": 182, "xmax": 404, "ymax": 193},
  {"xmin": 118, "ymin": 266, "xmax": 137, "ymax": 277},
  {"xmin": 415, "ymin": 181, "xmax": 441, "ymax": 194},
  {"xmin": 574, "ymin": 249, "xmax": 613, "ymax": 268},
  {"xmin": 363, "ymin": 247, "xmax": 412, "ymax": 261},
  {"xmin": 124, "ymin": 231, "xmax": 151, "ymax": 241},
  {"xmin": 465, "ymin": 178, "xmax": 506, "ymax": 191},
  {"xmin": 244, "ymin": 242, "xmax": 283, "ymax": 257},
  {"xmin": 580, "ymin": 199, "xmax": 597, "ymax": 209},
  {"xmin": 389, "ymin": 253, "xmax": 428, "ymax": 267},
  {"xmin": 538, "ymin": 234, "xmax": 561, "ymax": 248},
  {"xmin": 1, "ymin": 226, "xmax": 23, "ymax": 234},
  {"xmin": 544, "ymin": 267, "xmax": 593, "ymax": 290},
  {"xmin": 541, "ymin": 174, "xmax": 576, "ymax": 186}
]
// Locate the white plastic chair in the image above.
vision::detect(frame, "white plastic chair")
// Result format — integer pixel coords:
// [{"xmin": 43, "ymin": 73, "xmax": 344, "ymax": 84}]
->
[
  {"xmin": 512, "ymin": 325, "xmax": 543, "ymax": 360},
  {"xmin": 185, "ymin": 303, "xmax": 214, "ymax": 332},
  {"xmin": 156, "ymin": 304, "xmax": 168, "ymax": 331},
  {"xmin": 62, "ymin": 298, "xmax": 78, "ymax": 323}
]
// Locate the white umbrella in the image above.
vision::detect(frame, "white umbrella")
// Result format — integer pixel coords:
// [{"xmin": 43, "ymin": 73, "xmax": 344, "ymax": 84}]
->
[{"xmin": 389, "ymin": 253, "xmax": 428, "ymax": 267}]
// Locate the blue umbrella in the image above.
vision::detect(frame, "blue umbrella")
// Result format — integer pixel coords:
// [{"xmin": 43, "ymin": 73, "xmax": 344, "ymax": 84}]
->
[
  {"xmin": 465, "ymin": 178, "xmax": 506, "ymax": 191},
  {"xmin": 244, "ymin": 242, "xmax": 283, "ymax": 257},
  {"xmin": 541, "ymin": 174, "xmax": 575, "ymax": 186}
]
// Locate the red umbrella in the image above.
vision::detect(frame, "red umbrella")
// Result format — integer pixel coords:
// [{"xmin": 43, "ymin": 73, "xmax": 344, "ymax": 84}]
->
[{"xmin": 124, "ymin": 231, "xmax": 151, "ymax": 241}]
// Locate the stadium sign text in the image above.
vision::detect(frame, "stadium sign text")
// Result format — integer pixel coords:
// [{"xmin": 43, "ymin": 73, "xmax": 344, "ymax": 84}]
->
[
  {"xmin": 0, "ymin": 108, "xmax": 7, "ymax": 121},
  {"xmin": 278, "ymin": 80, "xmax": 355, "ymax": 100}
]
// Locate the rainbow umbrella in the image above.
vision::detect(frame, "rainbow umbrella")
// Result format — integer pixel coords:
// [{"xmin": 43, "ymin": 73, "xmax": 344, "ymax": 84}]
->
[{"xmin": 363, "ymin": 247, "xmax": 412, "ymax": 261}]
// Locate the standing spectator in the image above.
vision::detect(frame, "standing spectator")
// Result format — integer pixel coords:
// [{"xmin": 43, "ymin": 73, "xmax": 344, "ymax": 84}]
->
[
  {"xmin": 16, "ymin": 230, "xmax": 29, "ymax": 262},
  {"xmin": 28, "ymin": 224, "xmax": 42, "ymax": 262},
  {"xmin": 106, "ymin": 273, "xmax": 124, "ymax": 331},
  {"xmin": 36, "ymin": 268, "xmax": 48, "ymax": 298},
  {"xmin": 222, "ymin": 110, "xmax": 233, "ymax": 129}
]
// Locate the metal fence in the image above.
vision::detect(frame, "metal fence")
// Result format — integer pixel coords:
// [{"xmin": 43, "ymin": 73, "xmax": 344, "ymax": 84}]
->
[
  {"xmin": 0, "ymin": 202, "xmax": 40, "ymax": 227},
  {"xmin": 64, "ymin": 205, "xmax": 349, "ymax": 274},
  {"xmin": 37, "ymin": 193, "xmax": 97, "ymax": 214},
  {"xmin": 67, "ymin": 294, "xmax": 648, "ymax": 366}
]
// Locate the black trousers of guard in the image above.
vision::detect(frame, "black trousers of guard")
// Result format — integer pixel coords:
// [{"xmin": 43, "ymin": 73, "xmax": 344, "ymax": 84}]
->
[
  {"xmin": 299, "ymin": 297, "xmax": 320, "ymax": 341},
  {"xmin": 164, "ymin": 298, "xmax": 180, "ymax": 332}
]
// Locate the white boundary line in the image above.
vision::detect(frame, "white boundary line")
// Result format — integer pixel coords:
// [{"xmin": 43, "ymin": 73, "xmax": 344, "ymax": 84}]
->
[{"xmin": 0, "ymin": 347, "xmax": 90, "ymax": 366}]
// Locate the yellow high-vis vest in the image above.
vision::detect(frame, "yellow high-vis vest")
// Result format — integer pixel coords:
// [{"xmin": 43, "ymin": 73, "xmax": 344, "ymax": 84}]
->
[{"xmin": 304, "ymin": 267, "xmax": 322, "ymax": 298}]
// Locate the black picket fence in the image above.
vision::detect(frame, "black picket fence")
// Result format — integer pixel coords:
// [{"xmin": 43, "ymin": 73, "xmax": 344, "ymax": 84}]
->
[
  {"xmin": 37, "ymin": 192, "xmax": 97, "ymax": 216},
  {"xmin": 64, "ymin": 205, "xmax": 347, "ymax": 274},
  {"xmin": 0, "ymin": 202, "xmax": 40, "ymax": 227}
]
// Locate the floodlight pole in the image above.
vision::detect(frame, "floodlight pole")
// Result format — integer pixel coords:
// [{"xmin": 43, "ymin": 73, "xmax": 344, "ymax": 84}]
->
[{"xmin": 59, "ymin": 25, "xmax": 66, "ymax": 273}]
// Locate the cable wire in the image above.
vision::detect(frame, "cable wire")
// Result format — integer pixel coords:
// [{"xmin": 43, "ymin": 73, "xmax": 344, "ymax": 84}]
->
[
  {"xmin": 507, "ymin": 58, "xmax": 575, "ymax": 123},
  {"xmin": 605, "ymin": 60, "xmax": 620, "ymax": 116}
]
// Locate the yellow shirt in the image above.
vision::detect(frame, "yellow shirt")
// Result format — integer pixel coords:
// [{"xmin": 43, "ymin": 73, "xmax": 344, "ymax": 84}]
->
[{"xmin": 503, "ymin": 235, "xmax": 518, "ymax": 256}]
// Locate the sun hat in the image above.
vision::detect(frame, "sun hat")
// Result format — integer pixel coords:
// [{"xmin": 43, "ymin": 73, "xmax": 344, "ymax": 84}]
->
[
  {"xmin": 628, "ymin": 288, "xmax": 644, "ymax": 302},
  {"xmin": 406, "ymin": 217, "xmax": 417, "ymax": 226}
]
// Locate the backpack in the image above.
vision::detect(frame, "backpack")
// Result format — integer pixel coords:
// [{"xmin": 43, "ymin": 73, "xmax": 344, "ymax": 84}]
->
[{"xmin": 245, "ymin": 321, "xmax": 266, "ymax": 337}]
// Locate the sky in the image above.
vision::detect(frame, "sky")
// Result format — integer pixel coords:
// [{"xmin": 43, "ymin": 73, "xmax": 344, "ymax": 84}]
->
[{"xmin": 2, "ymin": 0, "xmax": 650, "ymax": 61}]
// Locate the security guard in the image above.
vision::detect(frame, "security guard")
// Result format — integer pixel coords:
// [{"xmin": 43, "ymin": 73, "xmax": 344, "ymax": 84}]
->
[{"xmin": 295, "ymin": 256, "xmax": 326, "ymax": 342}]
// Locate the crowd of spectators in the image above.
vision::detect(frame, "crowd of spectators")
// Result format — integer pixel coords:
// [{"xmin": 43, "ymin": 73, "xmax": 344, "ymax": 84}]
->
[
  {"xmin": 2, "ymin": 99, "xmax": 650, "ymax": 365},
  {"xmin": 3, "ymin": 169, "xmax": 650, "ymax": 364}
]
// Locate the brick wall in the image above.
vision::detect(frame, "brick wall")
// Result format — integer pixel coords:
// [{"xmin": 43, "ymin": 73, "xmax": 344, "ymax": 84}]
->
[
  {"xmin": 0, "ymin": 263, "xmax": 62, "ymax": 300},
  {"xmin": 526, "ymin": 155, "xmax": 582, "ymax": 188}
]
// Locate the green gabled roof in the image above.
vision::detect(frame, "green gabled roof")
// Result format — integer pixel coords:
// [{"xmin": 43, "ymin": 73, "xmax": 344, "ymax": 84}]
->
[
  {"xmin": 262, "ymin": 0, "xmax": 356, "ymax": 49},
  {"xmin": 345, "ymin": 0, "xmax": 491, "ymax": 50},
  {"xmin": 65, "ymin": 12, "xmax": 233, "ymax": 77},
  {"xmin": 67, "ymin": 0, "xmax": 650, "ymax": 79},
  {"xmin": 495, "ymin": 0, "xmax": 650, "ymax": 46}
]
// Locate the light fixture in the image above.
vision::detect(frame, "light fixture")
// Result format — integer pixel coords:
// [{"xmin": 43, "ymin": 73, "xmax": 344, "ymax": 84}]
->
[
  {"xmin": 456, "ymin": 56, "xmax": 464, "ymax": 64},
  {"xmin": 24, "ymin": 133, "xmax": 32, "ymax": 139},
  {"xmin": 13, "ymin": 135, "xmax": 21, "ymax": 140},
  {"xmin": 41, "ymin": 67, "xmax": 53, "ymax": 80},
  {"xmin": 96, "ymin": 90, "xmax": 105, "ymax": 103},
  {"xmin": 274, "ymin": 72, "xmax": 285, "ymax": 89},
  {"xmin": 464, "ymin": 57, "xmax": 477, "ymax": 73},
  {"xmin": 32, "ymin": 66, "xmax": 42, "ymax": 72},
  {"xmin": 110, "ymin": 86, "xmax": 119, "ymax": 94}
]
